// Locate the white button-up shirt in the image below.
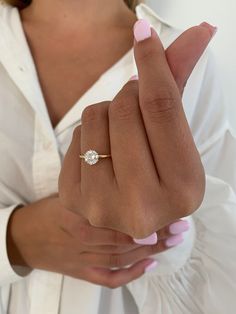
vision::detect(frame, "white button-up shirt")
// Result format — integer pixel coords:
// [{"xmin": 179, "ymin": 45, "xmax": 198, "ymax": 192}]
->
[{"xmin": 0, "ymin": 2, "xmax": 236, "ymax": 314}]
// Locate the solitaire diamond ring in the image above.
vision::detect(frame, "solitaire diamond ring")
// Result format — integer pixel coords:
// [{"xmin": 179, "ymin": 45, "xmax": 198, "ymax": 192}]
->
[{"xmin": 79, "ymin": 150, "xmax": 111, "ymax": 165}]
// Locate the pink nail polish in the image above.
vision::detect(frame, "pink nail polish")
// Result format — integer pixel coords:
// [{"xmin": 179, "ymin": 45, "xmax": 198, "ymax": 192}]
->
[
  {"xmin": 165, "ymin": 234, "xmax": 184, "ymax": 247},
  {"xmin": 199, "ymin": 22, "xmax": 218, "ymax": 37},
  {"xmin": 169, "ymin": 220, "xmax": 189, "ymax": 235},
  {"xmin": 144, "ymin": 260, "xmax": 159, "ymax": 273},
  {"xmin": 133, "ymin": 19, "xmax": 151, "ymax": 42},
  {"xmin": 133, "ymin": 232, "xmax": 158, "ymax": 245},
  {"xmin": 129, "ymin": 74, "xmax": 139, "ymax": 81}
]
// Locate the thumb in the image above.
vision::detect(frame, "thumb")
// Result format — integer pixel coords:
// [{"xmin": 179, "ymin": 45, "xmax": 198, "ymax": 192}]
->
[{"xmin": 166, "ymin": 22, "xmax": 217, "ymax": 96}]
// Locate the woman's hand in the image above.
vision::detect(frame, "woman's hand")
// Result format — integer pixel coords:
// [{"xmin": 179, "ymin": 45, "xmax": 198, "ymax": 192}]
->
[
  {"xmin": 7, "ymin": 196, "xmax": 188, "ymax": 288},
  {"xmin": 59, "ymin": 21, "xmax": 216, "ymax": 238}
]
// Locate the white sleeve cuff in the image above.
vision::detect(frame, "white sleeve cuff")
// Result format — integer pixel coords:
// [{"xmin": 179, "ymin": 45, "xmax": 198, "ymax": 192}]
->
[
  {"xmin": 126, "ymin": 175, "xmax": 236, "ymax": 313},
  {"xmin": 126, "ymin": 216, "xmax": 196, "ymax": 310},
  {"xmin": 147, "ymin": 215, "xmax": 195, "ymax": 275},
  {"xmin": 0, "ymin": 205, "xmax": 31, "ymax": 286}
]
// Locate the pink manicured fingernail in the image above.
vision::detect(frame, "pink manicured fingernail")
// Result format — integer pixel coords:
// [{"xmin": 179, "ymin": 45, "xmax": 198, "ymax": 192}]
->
[
  {"xmin": 133, "ymin": 232, "xmax": 158, "ymax": 245},
  {"xmin": 133, "ymin": 19, "xmax": 151, "ymax": 42},
  {"xmin": 144, "ymin": 260, "xmax": 159, "ymax": 273},
  {"xmin": 165, "ymin": 234, "xmax": 184, "ymax": 247},
  {"xmin": 199, "ymin": 22, "xmax": 218, "ymax": 37},
  {"xmin": 129, "ymin": 74, "xmax": 139, "ymax": 81},
  {"xmin": 169, "ymin": 220, "xmax": 189, "ymax": 235}
]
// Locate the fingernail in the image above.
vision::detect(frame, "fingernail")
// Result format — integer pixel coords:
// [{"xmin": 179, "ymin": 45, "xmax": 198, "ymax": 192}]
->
[
  {"xmin": 133, "ymin": 19, "xmax": 151, "ymax": 42},
  {"xmin": 133, "ymin": 232, "xmax": 158, "ymax": 245},
  {"xmin": 129, "ymin": 74, "xmax": 139, "ymax": 81},
  {"xmin": 199, "ymin": 22, "xmax": 218, "ymax": 37},
  {"xmin": 165, "ymin": 234, "xmax": 184, "ymax": 247},
  {"xmin": 169, "ymin": 220, "xmax": 189, "ymax": 235},
  {"xmin": 144, "ymin": 260, "xmax": 159, "ymax": 273}
]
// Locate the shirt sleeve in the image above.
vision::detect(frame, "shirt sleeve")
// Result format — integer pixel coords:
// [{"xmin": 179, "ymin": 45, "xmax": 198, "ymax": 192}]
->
[
  {"xmin": 0, "ymin": 178, "xmax": 33, "ymax": 286},
  {"xmin": 125, "ymin": 48, "xmax": 236, "ymax": 314},
  {"xmin": 0, "ymin": 204, "xmax": 32, "ymax": 286}
]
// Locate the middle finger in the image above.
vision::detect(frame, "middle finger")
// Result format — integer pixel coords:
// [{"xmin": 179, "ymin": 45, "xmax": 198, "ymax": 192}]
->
[{"xmin": 108, "ymin": 78, "xmax": 158, "ymax": 190}]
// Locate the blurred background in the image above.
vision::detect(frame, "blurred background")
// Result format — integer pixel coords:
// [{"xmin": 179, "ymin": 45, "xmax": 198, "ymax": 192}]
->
[{"xmin": 147, "ymin": 0, "xmax": 236, "ymax": 131}]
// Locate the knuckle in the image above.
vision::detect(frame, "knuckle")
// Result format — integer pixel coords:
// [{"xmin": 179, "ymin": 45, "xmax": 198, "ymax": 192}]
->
[
  {"xmin": 178, "ymin": 193, "xmax": 202, "ymax": 216},
  {"xmin": 72, "ymin": 125, "xmax": 81, "ymax": 139},
  {"xmin": 129, "ymin": 202, "xmax": 159, "ymax": 239},
  {"xmin": 81, "ymin": 104, "xmax": 98, "ymax": 123},
  {"xmin": 88, "ymin": 212, "xmax": 107, "ymax": 229},
  {"xmin": 142, "ymin": 94, "xmax": 177, "ymax": 123},
  {"xmin": 132, "ymin": 225, "xmax": 157, "ymax": 240},
  {"xmin": 109, "ymin": 97, "xmax": 137, "ymax": 121},
  {"xmin": 86, "ymin": 203, "xmax": 107, "ymax": 228},
  {"xmin": 172, "ymin": 183, "xmax": 205, "ymax": 217},
  {"xmin": 81, "ymin": 102, "xmax": 108, "ymax": 124},
  {"xmin": 131, "ymin": 217, "xmax": 156, "ymax": 239},
  {"xmin": 137, "ymin": 45, "xmax": 159, "ymax": 63},
  {"xmin": 70, "ymin": 126, "xmax": 81, "ymax": 147},
  {"xmin": 167, "ymin": 166, "xmax": 205, "ymax": 217}
]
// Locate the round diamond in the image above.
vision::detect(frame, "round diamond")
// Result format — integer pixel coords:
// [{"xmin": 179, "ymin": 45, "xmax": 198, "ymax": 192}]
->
[{"xmin": 84, "ymin": 150, "xmax": 99, "ymax": 165}]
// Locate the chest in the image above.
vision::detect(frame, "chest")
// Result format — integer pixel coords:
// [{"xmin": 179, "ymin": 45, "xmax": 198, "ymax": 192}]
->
[
  {"xmin": 32, "ymin": 49, "xmax": 109, "ymax": 128},
  {"xmin": 26, "ymin": 31, "xmax": 134, "ymax": 129}
]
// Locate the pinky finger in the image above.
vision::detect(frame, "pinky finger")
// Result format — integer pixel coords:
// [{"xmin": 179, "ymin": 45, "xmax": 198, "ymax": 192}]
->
[{"xmin": 82, "ymin": 259, "xmax": 159, "ymax": 289}]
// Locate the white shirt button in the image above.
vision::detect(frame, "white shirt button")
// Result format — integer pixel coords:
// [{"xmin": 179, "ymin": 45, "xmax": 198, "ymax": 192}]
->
[{"xmin": 18, "ymin": 66, "xmax": 25, "ymax": 72}]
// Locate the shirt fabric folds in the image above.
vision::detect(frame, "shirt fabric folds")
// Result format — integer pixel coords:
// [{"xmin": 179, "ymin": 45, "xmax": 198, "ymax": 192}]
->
[{"xmin": 0, "ymin": 2, "xmax": 236, "ymax": 314}]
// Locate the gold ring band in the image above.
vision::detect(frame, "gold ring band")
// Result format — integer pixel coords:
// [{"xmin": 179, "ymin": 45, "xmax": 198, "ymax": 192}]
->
[{"xmin": 79, "ymin": 154, "xmax": 111, "ymax": 159}]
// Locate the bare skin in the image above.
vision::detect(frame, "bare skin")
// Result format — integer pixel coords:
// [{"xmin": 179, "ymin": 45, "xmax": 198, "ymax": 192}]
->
[
  {"xmin": 8, "ymin": 0, "xmax": 218, "ymax": 288},
  {"xmin": 59, "ymin": 23, "xmax": 215, "ymax": 237},
  {"xmin": 6, "ymin": 0, "xmax": 192, "ymax": 288},
  {"xmin": 20, "ymin": 0, "xmax": 138, "ymax": 128},
  {"xmin": 8, "ymin": 196, "xmax": 180, "ymax": 288}
]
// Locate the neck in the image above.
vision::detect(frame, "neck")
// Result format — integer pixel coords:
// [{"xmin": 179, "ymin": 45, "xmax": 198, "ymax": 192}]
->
[{"xmin": 20, "ymin": 0, "xmax": 136, "ymax": 31}]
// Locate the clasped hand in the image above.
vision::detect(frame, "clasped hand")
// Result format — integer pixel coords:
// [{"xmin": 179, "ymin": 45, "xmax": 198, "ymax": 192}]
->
[{"xmin": 59, "ymin": 22, "xmax": 215, "ymax": 238}]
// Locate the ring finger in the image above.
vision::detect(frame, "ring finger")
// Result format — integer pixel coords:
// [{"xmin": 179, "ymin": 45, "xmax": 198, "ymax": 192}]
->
[
  {"xmin": 79, "ymin": 238, "xmax": 173, "ymax": 268},
  {"xmin": 81, "ymin": 101, "xmax": 115, "ymax": 195}
]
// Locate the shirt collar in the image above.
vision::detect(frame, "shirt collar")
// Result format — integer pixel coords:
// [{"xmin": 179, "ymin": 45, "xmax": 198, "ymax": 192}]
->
[
  {"xmin": 0, "ymin": 2, "xmax": 172, "ymax": 135},
  {"xmin": 0, "ymin": 3, "xmax": 54, "ymax": 133},
  {"xmin": 135, "ymin": 3, "xmax": 172, "ymax": 34}
]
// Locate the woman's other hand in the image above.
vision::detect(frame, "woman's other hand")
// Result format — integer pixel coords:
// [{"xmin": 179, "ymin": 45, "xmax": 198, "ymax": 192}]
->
[
  {"xmin": 59, "ymin": 21, "xmax": 216, "ymax": 238},
  {"xmin": 7, "ymin": 197, "xmax": 188, "ymax": 288}
]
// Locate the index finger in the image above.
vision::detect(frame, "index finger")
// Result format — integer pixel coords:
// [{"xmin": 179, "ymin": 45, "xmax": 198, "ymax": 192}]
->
[{"xmin": 166, "ymin": 22, "xmax": 217, "ymax": 95}]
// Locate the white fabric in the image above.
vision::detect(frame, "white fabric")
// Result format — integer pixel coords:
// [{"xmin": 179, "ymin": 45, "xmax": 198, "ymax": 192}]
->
[{"xmin": 0, "ymin": 1, "xmax": 235, "ymax": 314}]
